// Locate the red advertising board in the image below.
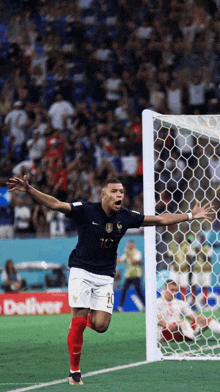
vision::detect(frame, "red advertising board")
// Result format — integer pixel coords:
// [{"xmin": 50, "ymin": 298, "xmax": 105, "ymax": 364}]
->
[{"xmin": 0, "ymin": 291, "xmax": 70, "ymax": 316}]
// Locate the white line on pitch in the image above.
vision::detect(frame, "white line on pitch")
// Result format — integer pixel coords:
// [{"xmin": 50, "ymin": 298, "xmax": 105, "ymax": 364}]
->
[{"xmin": 5, "ymin": 361, "xmax": 148, "ymax": 392}]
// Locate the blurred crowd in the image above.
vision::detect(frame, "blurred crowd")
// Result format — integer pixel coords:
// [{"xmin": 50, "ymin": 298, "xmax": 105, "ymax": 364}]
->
[{"xmin": 0, "ymin": 0, "xmax": 220, "ymax": 239}]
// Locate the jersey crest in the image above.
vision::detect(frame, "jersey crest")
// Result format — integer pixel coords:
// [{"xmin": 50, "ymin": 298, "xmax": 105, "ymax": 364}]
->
[
  {"xmin": 117, "ymin": 221, "xmax": 122, "ymax": 232},
  {"xmin": 106, "ymin": 223, "xmax": 113, "ymax": 233}
]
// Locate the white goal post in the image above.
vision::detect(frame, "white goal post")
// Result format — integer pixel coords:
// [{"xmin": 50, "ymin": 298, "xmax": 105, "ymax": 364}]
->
[{"xmin": 142, "ymin": 109, "xmax": 220, "ymax": 362}]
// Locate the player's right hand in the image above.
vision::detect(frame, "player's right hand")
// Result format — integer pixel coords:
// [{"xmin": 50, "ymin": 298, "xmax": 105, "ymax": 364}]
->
[{"xmin": 7, "ymin": 175, "xmax": 30, "ymax": 193}]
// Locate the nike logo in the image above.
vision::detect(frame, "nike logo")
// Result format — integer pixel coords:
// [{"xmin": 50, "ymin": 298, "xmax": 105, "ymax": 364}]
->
[{"xmin": 92, "ymin": 221, "xmax": 100, "ymax": 225}]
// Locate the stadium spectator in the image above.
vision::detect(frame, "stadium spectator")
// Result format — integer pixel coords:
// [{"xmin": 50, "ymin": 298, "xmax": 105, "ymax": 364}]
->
[
  {"xmin": 93, "ymin": 40, "xmax": 112, "ymax": 62},
  {"xmin": 149, "ymin": 81, "xmax": 167, "ymax": 113},
  {"xmin": 46, "ymin": 209, "xmax": 66, "ymax": 238},
  {"xmin": 13, "ymin": 194, "xmax": 32, "ymax": 238},
  {"xmin": 114, "ymin": 98, "xmax": 130, "ymax": 123},
  {"xmin": 32, "ymin": 204, "xmax": 50, "ymax": 239},
  {"xmin": 103, "ymin": 71, "xmax": 123, "ymax": 110},
  {"xmin": 1, "ymin": 259, "xmax": 27, "ymax": 292},
  {"xmin": 166, "ymin": 78, "xmax": 183, "ymax": 115},
  {"xmin": 4, "ymin": 101, "xmax": 28, "ymax": 162},
  {"xmin": 117, "ymin": 240, "xmax": 145, "ymax": 312},
  {"xmin": 187, "ymin": 70, "xmax": 206, "ymax": 114},
  {"xmin": 134, "ymin": 17, "xmax": 154, "ymax": 40},
  {"xmin": 52, "ymin": 158, "xmax": 68, "ymax": 202},
  {"xmin": 48, "ymin": 93, "xmax": 75, "ymax": 131},
  {"xmin": 26, "ymin": 128, "xmax": 46, "ymax": 161},
  {"xmin": 157, "ymin": 280, "xmax": 220, "ymax": 342}
]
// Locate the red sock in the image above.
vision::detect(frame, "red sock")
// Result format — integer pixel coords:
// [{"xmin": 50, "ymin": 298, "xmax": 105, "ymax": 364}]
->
[
  {"xmin": 67, "ymin": 317, "xmax": 87, "ymax": 372},
  {"xmin": 203, "ymin": 288, "xmax": 208, "ymax": 306},
  {"xmin": 86, "ymin": 313, "xmax": 95, "ymax": 330},
  {"xmin": 181, "ymin": 287, "xmax": 187, "ymax": 301}
]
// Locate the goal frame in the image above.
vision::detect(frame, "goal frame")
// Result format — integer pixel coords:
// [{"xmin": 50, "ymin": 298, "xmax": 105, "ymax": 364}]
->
[{"xmin": 142, "ymin": 109, "xmax": 220, "ymax": 362}]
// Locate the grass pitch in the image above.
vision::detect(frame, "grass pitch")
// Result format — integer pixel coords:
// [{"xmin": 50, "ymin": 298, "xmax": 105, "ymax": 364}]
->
[{"xmin": 1, "ymin": 312, "xmax": 220, "ymax": 392}]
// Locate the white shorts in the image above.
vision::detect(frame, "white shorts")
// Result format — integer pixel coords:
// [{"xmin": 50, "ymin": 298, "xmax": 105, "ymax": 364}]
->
[
  {"xmin": 68, "ymin": 267, "xmax": 114, "ymax": 314},
  {"xmin": 192, "ymin": 272, "xmax": 211, "ymax": 287}
]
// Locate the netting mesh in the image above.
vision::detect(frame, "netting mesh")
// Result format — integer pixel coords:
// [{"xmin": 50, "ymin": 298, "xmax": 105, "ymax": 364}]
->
[{"xmin": 152, "ymin": 113, "xmax": 220, "ymax": 359}]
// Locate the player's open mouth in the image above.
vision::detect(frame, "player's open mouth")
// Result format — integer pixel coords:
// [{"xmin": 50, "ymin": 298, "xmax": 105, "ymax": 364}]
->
[{"xmin": 115, "ymin": 200, "xmax": 122, "ymax": 205}]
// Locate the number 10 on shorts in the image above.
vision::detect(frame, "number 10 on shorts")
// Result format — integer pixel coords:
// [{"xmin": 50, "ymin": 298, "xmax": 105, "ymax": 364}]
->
[{"xmin": 107, "ymin": 292, "xmax": 114, "ymax": 308}]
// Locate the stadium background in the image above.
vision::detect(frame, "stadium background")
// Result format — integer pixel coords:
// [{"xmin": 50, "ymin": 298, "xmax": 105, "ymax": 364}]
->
[{"xmin": 1, "ymin": 0, "xmax": 220, "ymax": 390}]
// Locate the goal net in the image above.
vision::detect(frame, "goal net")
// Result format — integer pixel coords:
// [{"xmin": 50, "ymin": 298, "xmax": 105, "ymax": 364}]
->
[{"xmin": 142, "ymin": 109, "xmax": 220, "ymax": 361}]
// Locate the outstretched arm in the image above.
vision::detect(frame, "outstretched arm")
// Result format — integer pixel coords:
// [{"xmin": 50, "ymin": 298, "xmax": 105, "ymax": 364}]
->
[
  {"xmin": 141, "ymin": 200, "xmax": 214, "ymax": 227},
  {"xmin": 7, "ymin": 175, "xmax": 71, "ymax": 213}
]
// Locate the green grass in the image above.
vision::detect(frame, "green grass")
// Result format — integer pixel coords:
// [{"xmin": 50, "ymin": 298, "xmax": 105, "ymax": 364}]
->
[{"xmin": 1, "ymin": 312, "xmax": 220, "ymax": 392}]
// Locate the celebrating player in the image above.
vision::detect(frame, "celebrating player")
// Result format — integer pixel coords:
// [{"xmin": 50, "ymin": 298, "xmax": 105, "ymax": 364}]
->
[
  {"xmin": 157, "ymin": 280, "xmax": 220, "ymax": 342},
  {"xmin": 7, "ymin": 175, "xmax": 214, "ymax": 385}
]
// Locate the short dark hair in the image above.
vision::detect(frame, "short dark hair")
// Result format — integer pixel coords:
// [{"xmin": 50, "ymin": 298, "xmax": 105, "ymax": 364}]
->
[
  {"xmin": 101, "ymin": 178, "xmax": 122, "ymax": 189},
  {"xmin": 165, "ymin": 279, "xmax": 178, "ymax": 287}
]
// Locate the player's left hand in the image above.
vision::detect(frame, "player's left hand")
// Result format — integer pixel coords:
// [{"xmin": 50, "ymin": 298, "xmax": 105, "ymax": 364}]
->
[{"xmin": 192, "ymin": 200, "xmax": 215, "ymax": 220}]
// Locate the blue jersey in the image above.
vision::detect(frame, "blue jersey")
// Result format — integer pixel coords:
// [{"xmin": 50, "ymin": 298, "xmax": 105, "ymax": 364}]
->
[{"xmin": 65, "ymin": 202, "xmax": 144, "ymax": 277}]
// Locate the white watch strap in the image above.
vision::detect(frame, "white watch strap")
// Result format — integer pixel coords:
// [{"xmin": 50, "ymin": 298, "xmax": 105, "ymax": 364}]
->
[{"xmin": 187, "ymin": 212, "xmax": 193, "ymax": 221}]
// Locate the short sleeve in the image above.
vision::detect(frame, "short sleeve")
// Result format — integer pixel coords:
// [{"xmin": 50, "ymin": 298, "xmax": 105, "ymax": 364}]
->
[
  {"xmin": 126, "ymin": 209, "xmax": 144, "ymax": 229},
  {"xmin": 65, "ymin": 202, "xmax": 85, "ymax": 223}
]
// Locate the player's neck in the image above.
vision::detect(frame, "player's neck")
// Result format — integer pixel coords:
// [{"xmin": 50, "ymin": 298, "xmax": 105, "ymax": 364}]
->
[{"xmin": 101, "ymin": 201, "xmax": 115, "ymax": 217}]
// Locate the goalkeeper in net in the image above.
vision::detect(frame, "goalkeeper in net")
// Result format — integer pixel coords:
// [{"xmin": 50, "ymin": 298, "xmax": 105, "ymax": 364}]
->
[{"xmin": 157, "ymin": 279, "xmax": 220, "ymax": 342}]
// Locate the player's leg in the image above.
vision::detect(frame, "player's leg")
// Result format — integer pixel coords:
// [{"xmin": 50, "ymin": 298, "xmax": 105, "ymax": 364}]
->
[
  {"xmin": 196, "ymin": 315, "xmax": 220, "ymax": 335},
  {"xmin": 68, "ymin": 307, "xmax": 89, "ymax": 385},
  {"xmin": 161, "ymin": 324, "xmax": 183, "ymax": 342},
  {"xmin": 179, "ymin": 320, "xmax": 196, "ymax": 340},
  {"xmin": 117, "ymin": 278, "xmax": 132, "ymax": 311},
  {"xmin": 133, "ymin": 277, "xmax": 145, "ymax": 308},
  {"xmin": 89, "ymin": 310, "xmax": 112, "ymax": 333},
  {"xmin": 89, "ymin": 272, "xmax": 114, "ymax": 331},
  {"xmin": 67, "ymin": 268, "xmax": 92, "ymax": 385}
]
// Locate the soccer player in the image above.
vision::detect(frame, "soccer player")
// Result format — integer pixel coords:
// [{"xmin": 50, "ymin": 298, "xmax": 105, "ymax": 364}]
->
[
  {"xmin": 157, "ymin": 280, "xmax": 220, "ymax": 342},
  {"xmin": 7, "ymin": 176, "xmax": 214, "ymax": 385}
]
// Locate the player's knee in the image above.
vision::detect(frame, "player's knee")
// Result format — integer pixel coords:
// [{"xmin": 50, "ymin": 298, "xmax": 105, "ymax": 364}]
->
[{"xmin": 94, "ymin": 322, "xmax": 109, "ymax": 333}]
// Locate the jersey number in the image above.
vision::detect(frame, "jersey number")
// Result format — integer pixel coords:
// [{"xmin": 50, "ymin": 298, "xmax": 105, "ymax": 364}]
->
[
  {"xmin": 100, "ymin": 238, "xmax": 114, "ymax": 248},
  {"xmin": 107, "ymin": 292, "xmax": 114, "ymax": 307}
]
